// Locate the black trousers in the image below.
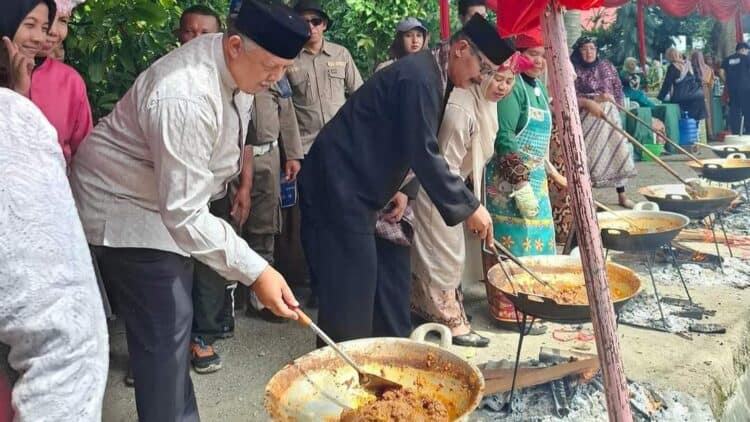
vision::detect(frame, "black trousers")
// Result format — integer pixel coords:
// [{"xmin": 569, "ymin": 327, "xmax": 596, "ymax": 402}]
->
[
  {"xmin": 192, "ymin": 261, "xmax": 234, "ymax": 342},
  {"xmin": 373, "ymin": 237, "xmax": 412, "ymax": 338},
  {"xmin": 302, "ymin": 224, "xmax": 413, "ymax": 345},
  {"xmin": 729, "ymin": 92, "xmax": 750, "ymax": 135},
  {"xmin": 93, "ymin": 246, "xmax": 199, "ymax": 422}
]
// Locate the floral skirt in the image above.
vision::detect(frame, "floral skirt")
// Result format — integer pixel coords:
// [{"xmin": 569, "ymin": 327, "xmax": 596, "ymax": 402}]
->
[{"xmin": 410, "ymin": 273, "xmax": 469, "ymax": 330}]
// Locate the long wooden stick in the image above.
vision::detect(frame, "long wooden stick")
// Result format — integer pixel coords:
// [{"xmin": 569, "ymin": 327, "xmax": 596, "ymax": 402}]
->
[
  {"xmin": 542, "ymin": 4, "xmax": 633, "ymax": 421},
  {"xmin": 601, "ymin": 115, "xmax": 694, "ymax": 186},
  {"xmin": 611, "ymin": 101, "xmax": 703, "ymax": 164}
]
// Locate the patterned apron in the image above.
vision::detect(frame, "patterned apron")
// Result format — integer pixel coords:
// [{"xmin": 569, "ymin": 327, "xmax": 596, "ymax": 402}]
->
[
  {"xmin": 485, "ymin": 77, "xmax": 556, "ymax": 322},
  {"xmin": 487, "ymin": 78, "xmax": 556, "ymax": 255}
]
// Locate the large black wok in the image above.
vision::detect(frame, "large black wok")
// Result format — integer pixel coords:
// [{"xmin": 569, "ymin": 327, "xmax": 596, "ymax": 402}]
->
[
  {"xmin": 639, "ymin": 184, "xmax": 738, "ymax": 220},
  {"xmin": 597, "ymin": 202, "xmax": 690, "ymax": 252},
  {"xmin": 487, "ymin": 256, "xmax": 642, "ymax": 324},
  {"xmin": 687, "ymin": 157, "xmax": 750, "ymax": 183},
  {"xmin": 706, "ymin": 144, "xmax": 750, "ymax": 159}
]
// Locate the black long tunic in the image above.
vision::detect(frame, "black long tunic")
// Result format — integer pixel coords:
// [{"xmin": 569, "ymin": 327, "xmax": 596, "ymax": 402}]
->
[{"xmin": 300, "ymin": 50, "xmax": 479, "ymax": 233}]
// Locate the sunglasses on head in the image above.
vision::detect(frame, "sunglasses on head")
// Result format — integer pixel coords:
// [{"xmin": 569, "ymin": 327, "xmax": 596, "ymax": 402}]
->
[{"xmin": 306, "ymin": 17, "xmax": 324, "ymax": 26}]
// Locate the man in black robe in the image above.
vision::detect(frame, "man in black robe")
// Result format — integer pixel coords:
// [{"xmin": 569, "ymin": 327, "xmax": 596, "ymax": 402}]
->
[{"xmin": 299, "ymin": 14, "xmax": 513, "ymax": 343}]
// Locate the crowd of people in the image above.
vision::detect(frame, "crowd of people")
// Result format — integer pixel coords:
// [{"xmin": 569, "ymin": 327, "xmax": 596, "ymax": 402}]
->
[{"xmin": 2, "ymin": 0, "xmax": 750, "ymax": 421}]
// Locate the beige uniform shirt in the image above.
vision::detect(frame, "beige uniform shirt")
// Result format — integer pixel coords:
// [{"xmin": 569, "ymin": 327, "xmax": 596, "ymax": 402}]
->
[
  {"xmin": 69, "ymin": 34, "xmax": 268, "ymax": 287},
  {"xmin": 251, "ymin": 81, "xmax": 304, "ymax": 160},
  {"xmin": 286, "ymin": 41, "xmax": 363, "ymax": 153}
]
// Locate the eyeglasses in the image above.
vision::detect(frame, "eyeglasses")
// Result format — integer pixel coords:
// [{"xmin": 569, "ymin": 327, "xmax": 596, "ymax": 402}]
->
[
  {"xmin": 470, "ymin": 45, "xmax": 495, "ymax": 76},
  {"xmin": 306, "ymin": 17, "xmax": 324, "ymax": 27}
]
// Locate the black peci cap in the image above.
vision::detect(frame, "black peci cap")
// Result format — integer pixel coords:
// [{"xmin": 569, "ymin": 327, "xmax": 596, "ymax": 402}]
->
[
  {"xmin": 461, "ymin": 13, "xmax": 514, "ymax": 66},
  {"xmin": 235, "ymin": 0, "xmax": 311, "ymax": 60},
  {"xmin": 736, "ymin": 42, "xmax": 750, "ymax": 52}
]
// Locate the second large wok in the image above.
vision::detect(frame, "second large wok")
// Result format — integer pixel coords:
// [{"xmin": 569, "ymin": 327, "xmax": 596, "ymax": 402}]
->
[
  {"xmin": 639, "ymin": 184, "xmax": 738, "ymax": 219},
  {"xmin": 597, "ymin": 203, "xmax": 690, "ymax": 251},
  {"xmin": 487, "ymin": 255, "xmax": 642, "ymax": 324},
  {"xmin": 687, "ymin": 157, "xmax": 750, "ymax": 183}
]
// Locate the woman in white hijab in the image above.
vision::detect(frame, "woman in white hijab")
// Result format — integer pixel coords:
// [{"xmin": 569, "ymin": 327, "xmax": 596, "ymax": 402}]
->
[{"xmin": 411, "ymin": 53, "xmax": 533, "ymax": 347}]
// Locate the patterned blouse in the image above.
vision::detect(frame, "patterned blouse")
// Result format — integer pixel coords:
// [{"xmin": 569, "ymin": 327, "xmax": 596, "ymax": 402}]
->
[{"xmin": 573, "ymin": 60, "xmax": 625, "ymax": 105}]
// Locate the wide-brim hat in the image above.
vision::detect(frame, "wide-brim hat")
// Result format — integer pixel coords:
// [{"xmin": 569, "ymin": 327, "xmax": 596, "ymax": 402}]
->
[{"xmin": 293, "ymin": 0, "xmax": 332, "ymax": 30}]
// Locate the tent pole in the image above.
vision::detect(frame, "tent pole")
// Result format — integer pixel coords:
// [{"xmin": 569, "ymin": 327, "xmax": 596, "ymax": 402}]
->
[
  {"xmin": 736, "ymin": 10, "xmax": 744, "ymax": 43},
  {"xmin": 541, "ymin": 2, "xmax": 633, "ymax": 421},
  {"xmin": 637, "ymin": 0, "xmax": 648, "ymax": 75},
  {"xmin": 440, "ymin": 0, "xmax": 450, "ymax": 40}
]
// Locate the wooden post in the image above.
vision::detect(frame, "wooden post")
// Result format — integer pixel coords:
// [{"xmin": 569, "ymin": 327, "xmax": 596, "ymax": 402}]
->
[
  {"xmin": 736, "ymin": 11, "xmax": 744, "ymax": 43},
  {"xmin": 636, "ymin": 0, "xmax": 647, "ymax": 74},
  {"xmin": 439, "ymin": 0, "xmax": 451, "ymax": 40},
  {"xmin": 541, "ymin": 2, "xmax": 633, "ymax": 421}
]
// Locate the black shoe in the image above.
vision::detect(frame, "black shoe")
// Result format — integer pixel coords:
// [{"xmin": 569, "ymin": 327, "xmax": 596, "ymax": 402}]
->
[
  {"xmin": 305, "ymin": 294, "xmax": 318, "ymax": 309},
  {"xmin": 190, "ymin": 337, "xmax": 222, "ymax": 374},
  {"xmin": 247, "ymin": 306, "xmax": 288, "ymax": 323},
  {"xmin": 452, "ymin": 331, "xmax": 490, "ymax": 348},
  {"xmin": 124, "ymin": 367, "xmax": 134, "ymax": 388}
]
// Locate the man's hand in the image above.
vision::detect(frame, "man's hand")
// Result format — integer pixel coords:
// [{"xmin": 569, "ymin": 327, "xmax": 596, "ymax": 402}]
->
[
  {"xmin": 251, "ymin": 266, "xmax": 299, "ymax": 320},
  {"xmin": 2, "ymin": 37, "xmax": 33, "ymax": 97},
  {"xmin": 465, "ymin": 204, "xmax": 494, "ymax": 244},
  {"xmin": 230, "ymin": 186, "xmax": 251, "ymax": 228},
  {"xmin": 284, "ymin": 159, "xmax": 301, "ymax": 182},
  {"xmin": 384, "ymin": 192, "xmax": 408, "ymax": 223}
]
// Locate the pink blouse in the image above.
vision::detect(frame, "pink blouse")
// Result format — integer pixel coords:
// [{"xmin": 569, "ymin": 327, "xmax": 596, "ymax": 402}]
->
[{"xmin": 30, "ymin": 58, "xmax": 93, "ymax": 164}]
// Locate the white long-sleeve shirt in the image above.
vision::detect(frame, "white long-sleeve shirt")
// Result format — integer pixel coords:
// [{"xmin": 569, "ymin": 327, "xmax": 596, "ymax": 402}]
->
[
  {"xmin": 69, "ymin": 33, "xmax": 268, "ymax": 286},
  {"xmin": 0, "ymin": 88, "xmax": 108, "ymax": 421}
]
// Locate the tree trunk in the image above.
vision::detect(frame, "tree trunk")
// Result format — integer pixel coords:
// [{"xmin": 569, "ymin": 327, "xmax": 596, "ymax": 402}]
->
[
  {"xmin": 542, "ymin": 2, "xmax": 633, "ymax": 421},
  {"xmin": 564, "ymin": 10, "xmax": 582, "ymax": 50}
]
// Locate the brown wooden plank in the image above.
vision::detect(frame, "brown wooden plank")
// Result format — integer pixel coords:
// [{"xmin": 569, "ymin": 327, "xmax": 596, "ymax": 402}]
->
[{"xmin": 481, "ymin": 358, "xmax": 600, "ymax": 396}]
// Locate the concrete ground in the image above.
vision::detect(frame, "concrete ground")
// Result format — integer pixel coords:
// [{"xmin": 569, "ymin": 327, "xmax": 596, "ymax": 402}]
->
[{"xmin": 102, "ymin": 153, "xmax": 750, "ymax": 421}]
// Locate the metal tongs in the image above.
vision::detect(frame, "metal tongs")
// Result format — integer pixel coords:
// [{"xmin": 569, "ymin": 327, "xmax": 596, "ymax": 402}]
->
[{"xmin": 483, "ymin": 240, "xmax": 557, "ymax": 292}]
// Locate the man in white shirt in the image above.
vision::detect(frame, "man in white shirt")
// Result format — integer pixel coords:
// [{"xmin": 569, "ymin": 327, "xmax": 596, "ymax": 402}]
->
[{"xmin": 69, "ymin": 1, "xmax": 310, "ymax": 420}]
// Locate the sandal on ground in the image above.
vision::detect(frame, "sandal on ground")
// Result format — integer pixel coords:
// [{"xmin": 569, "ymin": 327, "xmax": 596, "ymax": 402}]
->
[{"xmin": 452, "ymin": 331, "xmax": 490, "ymax": 348}]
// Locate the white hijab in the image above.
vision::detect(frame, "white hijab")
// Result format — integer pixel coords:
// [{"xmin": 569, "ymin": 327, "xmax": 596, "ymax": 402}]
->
[{"xmin": 448, "ymin": 76, "xmax": 499, "ymax": 198}]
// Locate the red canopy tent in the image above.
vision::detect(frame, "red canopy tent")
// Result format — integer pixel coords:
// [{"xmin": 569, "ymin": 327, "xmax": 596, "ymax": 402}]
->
[
  {"xmin": 438, "ymin": 0, "xmax": 750, "ymax": 66},
  {"xmin": 601, "ymin": 0, "xmax": 750, "ymax": 70}
]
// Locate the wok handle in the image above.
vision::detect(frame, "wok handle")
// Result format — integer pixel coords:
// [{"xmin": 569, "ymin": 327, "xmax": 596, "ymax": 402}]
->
[
  {"xmin": 409, "ymin": 323, "xmax": 452, "ymax": 349},
  {"xmin": 727, "ymin": 152, "xmax": 747, "ymax": 160},
  {"xmin": 665, "ymin": 194, "xmax": 691, "ymax": 201},
  {"xmin": 704, "ymin": 163, "xmax": 723, "ymax": 169},
  {"xmin": 634, "ymin": 201, "xmax": 660, "ymax": 211},
  {"xmin": 603, "ymin": 228, "xmax": 630, "ymax": 237}
]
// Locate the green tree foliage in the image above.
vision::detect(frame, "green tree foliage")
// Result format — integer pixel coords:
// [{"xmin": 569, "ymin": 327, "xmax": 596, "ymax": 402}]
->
[
  {"xmin": 581, "ymin": 0, "xmax": 713, "ymax": 66},
  {"xmin": 320, "ymin": 0, "xmax": 442, "ymax": 75},
  {"xmin": 66, "ymin": 0, "xmax": 228, "ymax": 119}
]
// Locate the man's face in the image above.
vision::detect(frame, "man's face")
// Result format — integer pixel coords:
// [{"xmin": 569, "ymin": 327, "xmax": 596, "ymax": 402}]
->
[
  {"xmin": 179, "ymin": 13, "xmax": 220, "ymax": 44},
  {"xmin": 447, "ymin": 39, "xmax": 493, "ymax": 88},
  {"xmin": 461, "ymin": 5, "xmax": 487, "ymax": 24},
  {"xmin": 740, "ymin": 48, "xmax": 749, "ymax": 56},
  {"xmin": 224, "ymin": 35, "xmax": 294, "ymax": 94},
  {"xmin": 301, "ymin": 11, "xmax": 326, "ymax": 45}
]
